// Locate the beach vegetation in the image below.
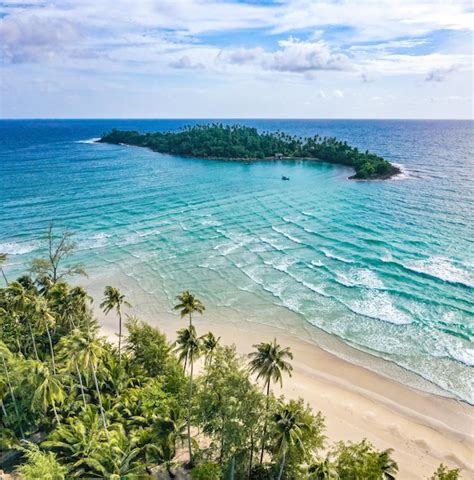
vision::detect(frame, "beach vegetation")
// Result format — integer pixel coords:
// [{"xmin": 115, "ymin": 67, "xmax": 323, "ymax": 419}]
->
[
  {"xmin": 100, "ymin": 124, "xmax": 400, "ymax": 179},
  {"xmin": 0, "ymin": 228, "xmax": 465, "ymax": 478}
]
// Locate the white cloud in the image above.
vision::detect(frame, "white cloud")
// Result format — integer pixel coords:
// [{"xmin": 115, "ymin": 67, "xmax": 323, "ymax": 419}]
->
[
  {"xmin": 223, "ymin": 38, "xmax": 352, "ymax": 73},
  {"xmin": 0, "ymin": 14, "xmax": 80, "ymax": 63},
  {"xmin": 169, "ymin": 55, "xmax": 205, "ymax": 70}
]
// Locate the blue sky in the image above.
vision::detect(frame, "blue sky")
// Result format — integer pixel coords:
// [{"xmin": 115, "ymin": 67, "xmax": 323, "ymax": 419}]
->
[{"xmin": 0, "ymin": 0, "xmax": 472, "ymax": 118}]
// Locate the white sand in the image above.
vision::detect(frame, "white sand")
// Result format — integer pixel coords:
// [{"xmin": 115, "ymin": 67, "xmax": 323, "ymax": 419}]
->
[{"xmin": 97, "ymin": 307, "xmax": 474, "ymax": 480}]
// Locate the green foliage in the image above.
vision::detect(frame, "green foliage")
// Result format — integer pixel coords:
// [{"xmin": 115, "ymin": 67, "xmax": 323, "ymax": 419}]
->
[
  {"xmin": 430, "ymin": 464, "xmax": 461, "ymax": 480},
  {"xmin": 0, "ymin": 243, "xmax": 462, "ymax": 479},
  {"xmin": 331, "ymin": 439, "xmax": 398, "ymax": 480},
  {"xmin": 100, "ymin": 124, "xmax": 399, "ymax": 179},
  {"xmin": 272, "ymin": 398, "xmax": 326, "ymax": 478},
  {"xmin": 18, "ymin": 442, "xmax": 67, "ymax": 480},
  {"xmin": 191, "ymin": 462, "xmax": 223, "ymax": 480},
  {"xmin": 197, "ymin": 345, "xmax": 265, "ymax": 475}
]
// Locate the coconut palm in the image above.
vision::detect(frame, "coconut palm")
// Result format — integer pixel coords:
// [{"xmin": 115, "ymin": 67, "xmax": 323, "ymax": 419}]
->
[
  {"xmin": 31, "ymin": 361, "xmax": 65, "ymax": 425},
  {"xmin": 379, "ymin": 448, "xmax": 398, "ymax": 480},
  {"xmin": 0, "ymin": 253, "xmax": 8, "ymax": 285},
  {"xmin": 5, "ymin": 281, "xmax": 38, "ymax": 360},
  {"xmin": 248, "ymin": 339, "xmax": 293, "ymax": 463},
  {"xmin": 56, "ymin": 329, "xmax": 91, "ymax": 409},
  {"xmin": 273, "ymin": 403, "xmax": 307, "ymax": 480},
  {"xmin": 100, "ymin": 286, "xmax": 130, "ymax": 361},
  {"xmin": 174, "ymin": 325, "xmax": 201, "ymax": 464},
  {"xmin": 173, "ymin": 291, "xmax": 205, "ymax": 327},
  {"xmin": 0, "ymin": 344, "xmax": 24, "ymax": 439},
  {"xmin": 308, "ymin": 457, "xmax": 339, "ymax": 479},
  {"xmin": 201, "ymin": 331, "xmax": 220, "ymax": 368},
  {"xmin": 30, "ymin": 296, "xmax": 57, "ymax": 373}
]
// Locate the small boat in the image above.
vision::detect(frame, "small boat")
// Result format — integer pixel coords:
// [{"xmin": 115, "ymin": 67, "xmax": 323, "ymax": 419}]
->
[{"xmin": 281, "ymin": 176, "xmax": 290, "ymax": 181}]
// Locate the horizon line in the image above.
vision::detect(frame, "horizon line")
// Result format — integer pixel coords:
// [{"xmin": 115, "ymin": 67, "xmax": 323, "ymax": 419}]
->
[{"xmin": 0, "ymin": 117, "xmax": 472, "ymax": 121}]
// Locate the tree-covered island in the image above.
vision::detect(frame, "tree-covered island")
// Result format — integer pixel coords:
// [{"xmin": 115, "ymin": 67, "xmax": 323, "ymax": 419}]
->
[{"xmin": 99, "ymin": 124, "xmax": 401, "ymax": 180}]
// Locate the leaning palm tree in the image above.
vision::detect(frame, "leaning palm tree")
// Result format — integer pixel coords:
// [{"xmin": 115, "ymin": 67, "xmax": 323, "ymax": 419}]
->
[
  {"xmin": 174, "ymin": 325, "xmax": 201, "ymax": 465},
  {"xmin": 56, "ymin": 329, "xmax": 91, "ymax": 409},
  {"xmin": 173, "ymin": 291, "xmax": 205, "ymax": 327},
  {"xmin": 100, "ymin": 286, "xmax": 130, "ymax": 361},
  {"xmin": 0, "ymin": 253, "xmax": 8, "ymax": 285},
  {"xmin": 379, "ymin": 448, "xmax": 398, "ymax": 480},
  {"xmin": 201, "ymin": 331, "xmax": 220, "ymax": 368},
  {"xmin": 248, "ymin": 339, "xmax": 293, "ymax": 463},
  {"xmin": 31, "ymin": 361, "xmax": 65, "ymax": 426},
  {"xmin": 273, "ymin": 404, "xmax": 307, "ymax": 480},
  {"xmin": 5, "ymin": 281, "xmax": 38, "ymax": 360},
  {"xmin": 30, "ymin": 296, "xmax": 57, "ymax": 373},
  {"xmin": 0, "ymin": 344, "xmax": 24, "ymax": 439},
  {"xmin": 75, "ymin": 328, "xmax": 109, "ymax": 437}
]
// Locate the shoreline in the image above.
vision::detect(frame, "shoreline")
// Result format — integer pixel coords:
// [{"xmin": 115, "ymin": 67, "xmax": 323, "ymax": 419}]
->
[
  {"xmin": 96, "ymin": 138, "xmax": 402, "ymax": 180},
  {"xmin": 96, "ymin": 306, "xmax": 473, "ymax": 479}
]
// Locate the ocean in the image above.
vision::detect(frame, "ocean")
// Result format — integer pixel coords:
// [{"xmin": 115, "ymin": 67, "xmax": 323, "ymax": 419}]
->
[{"xmin": 1, "ymin": 119, "xmax": 473, "ymax": 403}]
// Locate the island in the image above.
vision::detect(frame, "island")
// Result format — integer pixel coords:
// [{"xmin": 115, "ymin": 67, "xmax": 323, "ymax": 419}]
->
[{"xmin": 99, "ymin": 124, "xmax": 401, "ymax": 179}]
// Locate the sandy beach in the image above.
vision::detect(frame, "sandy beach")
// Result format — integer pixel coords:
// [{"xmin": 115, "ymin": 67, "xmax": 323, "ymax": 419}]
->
[{"xmin": 96, "ymin": 304, "xmax": 474, "ymax": 480}]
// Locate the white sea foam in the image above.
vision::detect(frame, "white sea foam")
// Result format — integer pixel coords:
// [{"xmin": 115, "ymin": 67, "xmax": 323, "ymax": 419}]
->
[
  {"xmin": 447, "ymin": 347, "xmax": 474, "ymax": 367},
  {"xmin": 404, "ymin": 256, "xmax": 474, "ymax": 288},
  {"xmin": 391, "ymin": 163, "xmax": 410, "ymax": 180},
  {"xmin": 0, "ymin": 241, "xmax": 38, "ymax": 255},
  {"xmin": 321, "ymin": 248, "xmax": 353, "ymax": 264},
  {"xmin": 76, "ymin": 138, "xmax": 100, "ymax": 144},
  {"xmin": 349, "ymin": 291, "xmax": 412, "ymax": 325},
  {"xmin": 201, "ymin": 219, "xmax": 221, "ymax": 227},
  {"xmin": 336, "ymin": 268, "xmax": 385, "ymax": 289},
  {"xmin": 271, "ymin": 226, "xmax": 303, "ymax": 244}
]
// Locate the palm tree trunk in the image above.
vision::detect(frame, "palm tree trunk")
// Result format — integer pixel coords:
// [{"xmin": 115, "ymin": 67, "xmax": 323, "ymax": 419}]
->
[
  {"xmin": 189, "ymin": 312, "xmax": 192, "ymax": 327},
  {"xmin": 45, "ymin": 324, "xmax": 56, "ymax": 374},
  {"xmin": 28, "ymin": 321, "xmax": 39, "ymax": 361},
  {"xmin": 259, "ymin": 379, "xmax": 271, "ymax": 464},
  {"xmin": 248, "ymin": 430, "xmax": 254, "ymax": 479},
  {"xmin": 75, "ymin": 362, "xmax": 87, "ymax": 409},
  {"xmin": 187, "ymin": 358, "xmax": 194, "ymax": 464},
  {"xmin": 1, "ymin": 352, "xmax": 24, "ymax": 439},
  {"xmin": 0, "ymin": 399, "xmax": 7, "ymax": 419},
  {"xmin": 91, "ymin": 360, "xmax": 109, "ymax": 440},
  {"xmin": 277, "ymin": 451, "xmax": 286, "ymax": 480},
  {"xmin": 51, "ymin": 401, "xmax": 61, "ymax": 425},
  {"xmin": 118, "ymin": 309, "xmax": 122, "ymax": 362},
  {"xmin": 1, "ymin": 267, "xmax": 8, "ymax": 285},
  {"xmin": 230, "ymin": 455, "xmax": 235, "ymax": 480}
]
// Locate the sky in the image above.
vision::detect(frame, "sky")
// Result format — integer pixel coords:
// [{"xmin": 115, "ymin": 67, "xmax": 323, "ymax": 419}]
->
[{"xmin": 0, "ymin": 0, "xmax": 473, "ymax": 119}]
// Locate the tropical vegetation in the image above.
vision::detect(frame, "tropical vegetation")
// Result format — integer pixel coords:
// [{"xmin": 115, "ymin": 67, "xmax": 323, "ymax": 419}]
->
[
  {"xmin": 99, "ymin": 124, "xmax": 400, "ymax": 179},
  {"xmin": 0, "ymin": 228, "xmax": 462, "ymax": 478}
]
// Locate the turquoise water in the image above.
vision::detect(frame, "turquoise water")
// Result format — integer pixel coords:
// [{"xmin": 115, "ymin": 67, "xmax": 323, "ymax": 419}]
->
[{"xmin": 1, "ymin": 119, "xmax": 473, "ymax": 402}]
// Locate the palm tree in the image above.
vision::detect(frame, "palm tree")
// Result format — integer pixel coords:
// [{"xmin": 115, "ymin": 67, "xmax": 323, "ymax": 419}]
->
[
  {"xmin": 5, "ymin": 281, "xmax": 38, "ymax": 360},
  {"xmin": 0, "ymin": 345, "xmax": 24, "ymax": 439},
  {"xmin": 273, "ymin": 404, "xmax": 307, "ymax": 480},
  {"xmin": 201, "ymin": 331, "xmax": 220, "ymax": 368},
  {"xmin": 248, "ymin": 339, "xmax": 293, "ymax": 463},
  {"xmin": 100, "ymin": 286, "xmax": 130, "ymax": 361},
  {"xmin": 31, "ymin": 296, "xmax": 57, "ymax": 373},
  {"xmin": 379, "ymin": 448, "xmax": 398, "ymax": 480},
  {"xmin": 173, "ymin": 291, "xmax": 205, "ymax": 327},
  {"xmin": 0, "ymin": 253, "xmax": 8, "ymax": 285},
  {"xmin": 174, "ymin": 325, "xmax": 201, "ymax": 465},
  {"xmin": 31, "ymin": 361, "xmax": 65, "ymax": 425},
  {"xmin": 56, "ymin": 329, "xmax": 91, "ymax": 409},
  {"xmin": 308, "ymin": 457, "xmax": 339, "ymax": 479}
]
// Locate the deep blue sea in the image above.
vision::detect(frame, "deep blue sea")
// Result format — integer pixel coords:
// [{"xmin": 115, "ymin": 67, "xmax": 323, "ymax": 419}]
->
[{"xmin": 1, "ymin": 119, "xmax": 473, "ymax": 402}]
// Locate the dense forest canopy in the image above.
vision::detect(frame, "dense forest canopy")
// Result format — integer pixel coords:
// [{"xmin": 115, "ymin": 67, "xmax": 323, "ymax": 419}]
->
[
  {"xmin": 0, "ymin": 228, "xmax": 460, "ymax": 479},
  {"xmin": 99, "ymin": 124, "xmax": 400, "ymax": 180}
]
